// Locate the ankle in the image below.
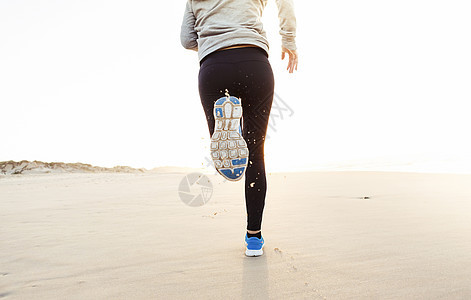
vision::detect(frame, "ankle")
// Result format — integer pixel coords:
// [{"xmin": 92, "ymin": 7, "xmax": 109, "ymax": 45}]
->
[{"xmin": 247, "ymin": 231, "xmax": 262, "ymax": 239}]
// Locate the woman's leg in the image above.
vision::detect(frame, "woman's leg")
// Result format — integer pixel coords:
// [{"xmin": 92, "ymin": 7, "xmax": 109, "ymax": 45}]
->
[
  {"xmin": 238, "ymin": 60, "xmax": 274, "ymax": 232},
  {"xmin": 198, "ymin": 48, "xmax": 274, "ymax": 232}
]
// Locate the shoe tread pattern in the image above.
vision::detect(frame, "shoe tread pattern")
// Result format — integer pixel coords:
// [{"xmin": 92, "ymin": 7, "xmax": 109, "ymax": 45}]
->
[{"xmin": 210, "ymin": 96, "xmax": 248, "ymax": 181}]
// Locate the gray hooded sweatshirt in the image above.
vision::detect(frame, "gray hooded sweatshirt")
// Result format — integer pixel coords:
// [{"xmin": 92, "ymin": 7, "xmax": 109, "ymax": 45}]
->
[{"xmin": 180, "ymin": 0, "xmax": 297, "ymax": 62}]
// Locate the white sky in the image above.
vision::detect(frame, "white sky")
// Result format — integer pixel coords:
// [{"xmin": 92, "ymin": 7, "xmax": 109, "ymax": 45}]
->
[{"xmin": 1, "ymin": 0, "xmax": 471, "ymax": 173}]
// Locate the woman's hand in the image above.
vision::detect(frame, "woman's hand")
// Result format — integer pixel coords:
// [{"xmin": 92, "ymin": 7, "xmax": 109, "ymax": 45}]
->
[{"xmin": 281, "ymin": 47, "xmax": 298, "ymax": 73}]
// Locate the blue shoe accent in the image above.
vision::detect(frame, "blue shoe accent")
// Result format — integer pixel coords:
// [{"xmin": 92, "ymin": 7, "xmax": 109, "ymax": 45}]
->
[
  {"xmin": 229, "ymin": 96, "xmax": 240, "ymax": 105},
  {"xmin": 215, "ymin": 107, "xmax": 223, "ymax": 118},
  {"xmin": 215, "ymin": 97, "xmax": 226, "ymax": 105},
  {"xmin": 245, "ymin": 233, "xmax": 264, "ymax": 256},
  {"xmin": 232, "ymin": 158, "xmax": 247, "ymax": 166},
  {"xmin": 220, "ymin": 168, "xmax": 244, "ymax": 180},
  {"xmin": 233, "ymin": 167, "xmax": 245, "ymax": 177}
]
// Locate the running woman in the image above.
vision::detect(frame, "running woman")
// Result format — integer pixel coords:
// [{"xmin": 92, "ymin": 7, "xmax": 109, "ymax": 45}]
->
[{"xmin": 181, "ymin": 0, "xmax": 298, "ymax": 256}]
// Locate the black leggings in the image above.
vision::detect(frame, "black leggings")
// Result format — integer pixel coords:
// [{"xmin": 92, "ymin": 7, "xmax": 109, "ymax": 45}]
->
[{"xmin": 198, "ymin": 47, "xmax": 274, "ymax": 231}]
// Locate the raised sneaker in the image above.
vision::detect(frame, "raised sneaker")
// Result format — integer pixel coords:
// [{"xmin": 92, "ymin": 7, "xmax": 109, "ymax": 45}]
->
[{"xmin": 210, "ymin": 95, "xmax": 249, "ymax": 181}]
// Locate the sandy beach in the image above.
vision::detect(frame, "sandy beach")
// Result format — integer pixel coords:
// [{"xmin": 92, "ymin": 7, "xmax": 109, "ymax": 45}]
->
[{"xmin": 1, "ymin": 171, "xmax": 471, "ymax": 299}]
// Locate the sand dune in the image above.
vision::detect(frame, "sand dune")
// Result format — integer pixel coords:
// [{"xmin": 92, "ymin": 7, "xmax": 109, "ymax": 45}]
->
[
  {"xmin": 0, "ymin": 160, "xmax": 146, "ymax": 175},
  {"xmin": 1, "ymin": 171, "xmax": 471, "ymax": 299}
]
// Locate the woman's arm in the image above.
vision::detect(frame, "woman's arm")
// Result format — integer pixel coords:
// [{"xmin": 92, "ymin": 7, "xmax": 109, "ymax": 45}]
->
[
  {"xmin": 276, "ymin": 0, "xmax": 298, "ymax": 73},
  {"xmin": 180, "ymin": 1, "xmax": 198, "ymax": 51},
  {"xmin": 276, "ymin": 0, "xmax": 297, "ymax": 50}
]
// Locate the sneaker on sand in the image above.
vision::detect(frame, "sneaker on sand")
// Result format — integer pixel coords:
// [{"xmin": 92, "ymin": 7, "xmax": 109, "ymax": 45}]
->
[
  {"xmin": 245, "ymin": 233, "xmax": 264, "ymax": 257},
  {"xmin": 210, "ymin": 95, "xmax": 249, "ymax": 181}
]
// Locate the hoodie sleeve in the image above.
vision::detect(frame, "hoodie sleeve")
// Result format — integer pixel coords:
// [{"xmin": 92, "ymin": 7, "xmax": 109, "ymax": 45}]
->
[
  {"xmin": 180, "ymin": 1, "xmax": 198, "ymax": 51},
  {"xmin": 275, "ymin": 0, "xmax": 297, "ymax": 50}
]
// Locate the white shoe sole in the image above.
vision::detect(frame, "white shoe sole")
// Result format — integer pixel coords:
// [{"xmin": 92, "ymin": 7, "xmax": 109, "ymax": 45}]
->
[
  {"xmin": 245, "ymin": 248, "xmax": 264, "ymax": 257},
  {"xmin": 210, "ymin": 96, "xmax": 249, "ymax": 181}
]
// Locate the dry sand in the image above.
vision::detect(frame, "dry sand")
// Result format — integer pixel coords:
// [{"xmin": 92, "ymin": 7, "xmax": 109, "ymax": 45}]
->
[{"xmin": 1, "ymin": 171, "xmax": 471, "ymax": 299}]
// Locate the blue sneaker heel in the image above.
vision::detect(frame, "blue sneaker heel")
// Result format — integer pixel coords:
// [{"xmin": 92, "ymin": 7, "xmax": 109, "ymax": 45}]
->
[{"xmin": 245, "ymin": 233, "xmax": 264, "ymax": 257}]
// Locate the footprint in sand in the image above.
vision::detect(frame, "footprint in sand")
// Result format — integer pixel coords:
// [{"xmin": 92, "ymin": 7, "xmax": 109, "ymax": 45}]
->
[
  {"xmin": 202, "ymin": 209, "xmax": 228, "ymax": 218},
  {"xmin": 0, "ymin": 292, "xmax": 12, "ymax": 298},
  {"xmin": 273, "ymin": 248, "xmax": 297, "ymax": 271},
  {"xmin": 273, "ymin": 247, "xmax": 326, "ymax": 299}
]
